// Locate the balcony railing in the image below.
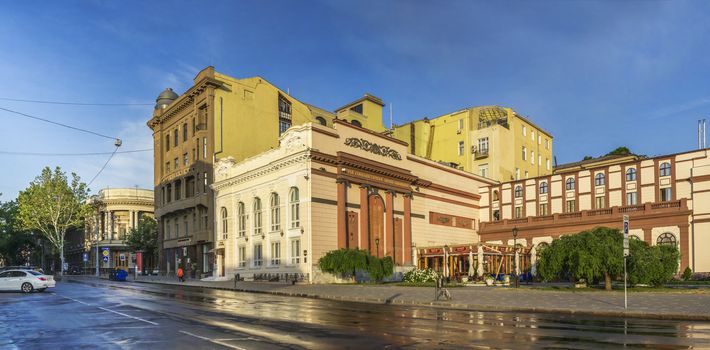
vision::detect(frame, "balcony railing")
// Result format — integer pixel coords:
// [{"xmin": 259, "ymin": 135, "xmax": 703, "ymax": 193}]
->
[
  {"xmin": 474, "ymin": 148, "xmax": 489, "ymax": 159},
  {"xmin": 481, "ymin": 199, "xmax": 688, "ymax": 233}
]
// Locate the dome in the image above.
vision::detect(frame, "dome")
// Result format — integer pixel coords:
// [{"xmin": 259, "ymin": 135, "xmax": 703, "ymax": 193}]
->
[{"xmin": 155, "ymin": 88, "xmax": 179, "ymax": 110}]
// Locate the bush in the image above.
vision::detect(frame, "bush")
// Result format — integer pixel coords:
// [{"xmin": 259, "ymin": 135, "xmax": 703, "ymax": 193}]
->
[
  {"xmin": 682, "ymin": 267, "xmax": 693, "ymax": 281},
  {"xmin": 318, "ymin": 249, "xmax": 394, "ymax": 282},
  {"xmin": 403, "ymin": 268, "xmax": 438, "ymax": 283},
  {"xmin": 627, "ymin": 242, "xmax": 679, "ymax": 287}
]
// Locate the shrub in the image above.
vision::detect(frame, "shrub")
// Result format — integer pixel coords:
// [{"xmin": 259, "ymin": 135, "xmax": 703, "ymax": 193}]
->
[
  {"xmin": 682, "ymin": 267, "xmax": 693, "ymax": 281},
  {"xmin": 403, "ymin": 268, "xmax": 438, "ymax": 283},
  {"xmin": 318, "ymin": 249, "xmax": 394, "ymax": 282},
  {"xmin": 627, "ymin": 243, "xmax": 679, "ymax": 287}
]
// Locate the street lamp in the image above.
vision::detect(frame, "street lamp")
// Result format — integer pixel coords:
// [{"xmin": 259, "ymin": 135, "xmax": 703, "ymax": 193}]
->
[
  {"xmin": 444, "ymin": 244, "xmax": 449, "ymax": 282},
  {"xmin": 512, "ymin": 227, "xmax": 519, "ymax": 288},
  {"xmin": 375, "ymin": 238, "xmax": 380, "ymax": 258}
]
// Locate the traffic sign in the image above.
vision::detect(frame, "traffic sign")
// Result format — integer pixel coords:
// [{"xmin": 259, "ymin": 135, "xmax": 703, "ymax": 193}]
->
[
  {"xmin": 623, "ymin": 215, "xmax": 630, "ymax": 257},
  {"xmin": 120, "ymin": 253, "xmax": 126, "ymax": 262},
  {"xmin": 102, "ymin": 247, "xmax": 110, "ymax": 263},
  {"xmin": 82, "ymin": 253, "xmax": 88, "ymax": 262}
]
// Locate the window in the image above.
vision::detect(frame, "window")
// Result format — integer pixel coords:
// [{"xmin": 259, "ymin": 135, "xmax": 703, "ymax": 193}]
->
[
  {"xmin": 565, "ymin": 177, "xmax": 575, "ymax": 190},
  {"xmin": 479, "ymin": 164, "xmax": 488, "ymax": 178},
  {"xmin": 192, "ymin": 118, "xmax": 196, "ymax": 134},
  {"xmin": 626, "ymin": 168, "xmax": 637, "ymax": 181},
  {"xmin": 351, "ymin": 120, "xmax": 362, "ymax": 127},
  {"xmin": 238, "ymin": 202, "xmax": 246, "ymax": 237},
  {"xmin": 183, "ymin": 123, "xmax": 188, "ymax": 142},
  {"xmin": 166, "ymin": 135, "xmax": 170, "ymax": 151},
  {"xmin": 203, "ymin": 244, "xmax": 212, "ymax": 273},
  {"xmin": 166, "ymin": 184, "xmax": 172, "ymax": 203},
  {"xmin": 531, "ymin": 151, "xmax": 535, "ymax": 164},
  {"xmin": 657, "ymin": 232, "xmax": 677, "ymax": 248},
  {"xmin": 522, "ymin": 146, "xmax": 526, "ymax": 161},
  {"xmin": 545, "ymin": 139, "xmax": 549, "ymax": 149},
  {"xmin": 174, "ymin": 129, "xmax": 178, "ymax": 147},
  {"xmin": 270, "ymin": 193, "xmax": 280, "ymax": 231},
  {"xmin": 253, "ymin": 198, "xmax": 262, "ymax": 235},
  {"xmin": 596, "ymin": 196, "xmax": 605, "ymax": 209},
  {"xmin": 165, "ymin": 219, "xmax": 171, "ymax": 238},
  {"xmin": 566, "ymin": 200, "xmax": 576, "ymax": 213},
  {"xmin": 278, "ymin": 95, "xmax": 292, "ymax": 135},
  {"xmin": 202, "ymin": 137, "xmax": 207, "ymax": 159},
  {"xmin": 524, "ymin": 171, "xmax": 529, "ymax": 179},
  {"xmin": 253, "ymin": 244, "xmax": 262, "ymax": 267},
  {"xmin": 492, "ymin": 190, "xmax": 499, "ymax": 201},
  {"xmin": 626, "ymin": 192, "xmax": 637, "ymax": 205},
  {"xmin": 350, "ymin": 104, "xmax": 363, "ymax": 114},
  {"xmin": 492, "ymin": 210, "xmax": 500, "ymax": 221},
  {"xmin": 290, "ymin": 187, "xmax": 300, "ymax": 228},
  {"xmin": 458, "ymin": 141, "xmax": 464, "ymax": 156},
  {"xmin": 538, "ymin": 155, "xmax": 541, "ymax": 166},
  {"xmin": 183, "ymin": 153, "xmax": 188, "ymax": 166},
  {"xmin": 515, "ymin": 168, "xmax": 520, "ymax": 180},
  {"xmin": 522, "ymin": 125, "xmax": 527, "ymax": 136},
  {"xmin": 538, "ymin": 135, "xmax": 541, "ymax": 145},
  {"xmin": 539, "ymin": 203, "xmax": 548, "ymax": 216},
  {"xmin": 457, "ymin": 119, "xmax": 464, "ymax": 131},
  {"xmin": 221, "ymin": 207, "xmax": 228, "ymax": 239},
  {"xmin": 595, "ymin": 173, "xmax": 605, "ymax": 186},
  {"xmin": 546, "ymin": 159, "xmax": 550, "ymax": 170},
  {"xmin": 165, "ymin": 162, "xmax": 170, "ymax": 173},
  {"xmin": 238, "ymin": 246, "xmax": 246, "ymax": 267},
  {"xmin": 291, "ymin": 239, "xmax": 301, "ymax": 264},
  {"xmin": 660, "ymin": 188, "xmax": 672, "ymax": 202},
  {"xmin": 174, "ymin": 219, "xmax": 179, "ymax": 237},
  {"xmin": 315, "ymin": 116, "xmax": 327, "ymax": 126},
  {"xmin": 514, "ymin": 185, "xmax": 523, "ymax": 198},
  {"xmin": 271, "ymin": 241, "xmax": 281, "ymax": 265},
  {"xmin": 174, "ymin": 180, "xmax": 181, "ymax": 200},
  {"xmin": 478, "ymin": 137, "xmax": 489, "ymax": 154},
  {"xmin": 539, "ymin": 182, "xmax": 548, "ymax": 194},
  {"xmin": 660, "ymin": 162, "xmax": 671, "ymax": 177},
  {"xmin": 203, "ymin": 173, "xmax": 208, "ymax": 194},
  {"xmin": 514, "ymin": 206, "xmax": 522, "ymax": 219},
  {"xmin": 531, "ymin": 130, "xmax": 535, "ymax": 141}
]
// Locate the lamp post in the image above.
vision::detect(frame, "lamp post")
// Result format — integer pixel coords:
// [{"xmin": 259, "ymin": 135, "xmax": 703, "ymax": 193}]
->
[
  {"xmin": 375, "ymin": 238, "xmax": 380, "ymax": 258},
  {"xmin": 444, "ymin": 244, "xmax": 449, "ymax": 281},
  {"xmin": 512, "ymin": 227, "xmax": 519, "ymax": 288}
]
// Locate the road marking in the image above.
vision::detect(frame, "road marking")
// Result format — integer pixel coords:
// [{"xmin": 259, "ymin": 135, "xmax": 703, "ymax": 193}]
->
[
  {"xmin": 179, "ymin": 330, "xmax": 248, "ymax": 350},
  {"xmin": 98, "ymin": 307, "xmax": 159, "ymax": 326},
  {"xmin": 59, "ymin": 295, "xmax": 91, "ymax": 306}
]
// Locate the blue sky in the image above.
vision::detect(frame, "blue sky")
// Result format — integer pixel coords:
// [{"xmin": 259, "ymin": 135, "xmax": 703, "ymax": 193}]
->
[{"xmin": 0, "ymin": 1, "xmax": 709, "ymax": 199}]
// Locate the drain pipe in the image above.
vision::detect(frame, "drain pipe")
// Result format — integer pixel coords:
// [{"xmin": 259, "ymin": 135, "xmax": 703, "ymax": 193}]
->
[{"xmin": 690, "ymin": 166, "xmax": 695, "ymax": 272}]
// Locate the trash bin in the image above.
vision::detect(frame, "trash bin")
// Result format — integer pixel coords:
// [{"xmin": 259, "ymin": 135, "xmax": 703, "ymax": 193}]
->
[{"xmin": 115, "ymin": 269, "xmax": 128, "ymax": 282}]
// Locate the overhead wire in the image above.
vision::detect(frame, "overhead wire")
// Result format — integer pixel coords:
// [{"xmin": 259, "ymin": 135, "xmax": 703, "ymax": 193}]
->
[
  {"xmin": 0, "ymin": 149, "xmax": 151, "ymax": 156},
  {"xmin": 87, "ymin": 147, "xmax": 120, "ymax": 187},
  {"xmin": 0, "ymin": 106, "xmax": 119, "ymax": 140},
  {"xmin": 0, "ymin": 97, "xmax": 152, "ymax": 106}
]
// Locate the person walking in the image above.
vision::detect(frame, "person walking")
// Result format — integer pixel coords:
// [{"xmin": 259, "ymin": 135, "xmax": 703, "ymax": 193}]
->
[{"xmin": 177, "ymin": 266, "xmax": 184, "ymax": 282}]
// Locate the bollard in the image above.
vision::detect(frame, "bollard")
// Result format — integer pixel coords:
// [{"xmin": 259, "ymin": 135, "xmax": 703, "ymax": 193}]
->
[{"xmin": 234, "ymin": 273, "xmax": 240, "ymax": 288}]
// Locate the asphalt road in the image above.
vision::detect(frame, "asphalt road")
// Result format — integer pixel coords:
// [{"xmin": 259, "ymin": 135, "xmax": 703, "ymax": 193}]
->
[{"xmin": 1, "ymin": 280, "xmax": 710, "ymax": 349}]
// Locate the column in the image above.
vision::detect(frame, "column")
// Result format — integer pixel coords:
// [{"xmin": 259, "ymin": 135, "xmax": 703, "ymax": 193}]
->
[
  {"xmin": 403, "ymin": 194, "xmax": 412, "ymax": 265},
  {"xmin": 680, "ymin": 225, "xmax": 690, "ymax": 271},
  {"xmin": 128, "ymin": 210, "xmax": 134, "ymax": 230},
  {"xmin": 385, "ymin": 191, "xmax": 394, "ymax": 258},
  {"xmin": 477, "ymin": 244, "xmax": 484, "ymax": 277},
  {"xmin": 336, "ymin": 179, "xmax": 347, "ymax": 249},
  {"xmin": 468, "ymin": 247, "xmax": 474, "ymax": 277},
  {"xmin": 643, "ymin": 228, "xmax": 652, "ymax": 245},
  {"xmin": 530, "ymin": 245, "xmax": 537, "ymax": 276},
  {"xmin": 359, "ymin": 185, "xmax": 369, "ymax": 250}
]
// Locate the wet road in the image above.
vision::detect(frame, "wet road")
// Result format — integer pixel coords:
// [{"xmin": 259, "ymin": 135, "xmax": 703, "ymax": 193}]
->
[{"xmin": 1, "ymin": 280, "xmax": 710, "ymax": 349}]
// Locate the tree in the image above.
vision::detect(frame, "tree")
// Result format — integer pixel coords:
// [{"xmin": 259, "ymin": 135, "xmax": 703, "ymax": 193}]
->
[
  {"xmin": 0, "ymin": 199, "xmax": 37, "ymax": 266},
  {"xmin": 318, "ymin": 248, "xmax": 394, "ymax": 282},
  {"xmin": 124, "ymin": 216, "xmax": 158, "ymax": 271},
  {"xmin": 605, "ymin": 147, "xmax": 632, "ymax": 156},
  {"xmin": 627, "ymin": 241, "xmax": 679, "ymax": 287},
  {"xmin": 16, "ymin": 167, "xmax": 90, "ymax": 275}
]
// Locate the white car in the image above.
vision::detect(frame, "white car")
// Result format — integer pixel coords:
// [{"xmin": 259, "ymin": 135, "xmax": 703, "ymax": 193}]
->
[{"xmin": 0, "ymin": 269, "xmax": 55, "ymax": 293}]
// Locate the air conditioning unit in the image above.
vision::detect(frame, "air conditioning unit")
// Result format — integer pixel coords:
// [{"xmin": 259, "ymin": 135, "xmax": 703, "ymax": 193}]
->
[
  {"xmin": 471, "ymin": 146, "xmax": 477, "ymax": 154},
  {"xmin": 456, "ymin": 129, "xmax": 462, "ymax": 134}
]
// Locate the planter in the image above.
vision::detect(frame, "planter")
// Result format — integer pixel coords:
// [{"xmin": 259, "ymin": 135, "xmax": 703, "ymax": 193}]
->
[
  {"xmin": 485, "ymin": 278, "xmax": 494, "ymax": 286},
  {"xmin": 503, "ymin": 275, "xmax": 510, "ymax": 285}
]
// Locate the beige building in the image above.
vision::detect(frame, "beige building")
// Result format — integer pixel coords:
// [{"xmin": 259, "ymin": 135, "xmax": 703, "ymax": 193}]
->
[
  {"xmin": 392, "ymin": 106, "xmax": 553, "ymax": 182},
  {"xmin": 86, "ymin": 188, "xmax": 154, "ymax": 271},
  {"xmin": 478, "ymin": 149, "xmax": 710, "ymax": 273},
  {"xmin": 212, "ymin": 120, "xmax": 494, "ymax": 282}
]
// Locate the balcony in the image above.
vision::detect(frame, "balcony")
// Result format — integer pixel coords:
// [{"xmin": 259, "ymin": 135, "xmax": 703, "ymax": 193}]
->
[
  {"xmin": 474, "ymin": 147, "xmax": 489, "ymax": 159},
  {"xmin": 480, "ymin": 199, "xmax": 689, "ymax": 234}
]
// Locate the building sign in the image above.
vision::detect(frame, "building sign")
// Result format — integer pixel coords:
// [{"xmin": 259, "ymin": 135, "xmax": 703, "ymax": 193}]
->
[
  {"xmin": 344, "ymin": 169, "xmax": 411, "ymax": 189},
  {"xmin": 429, "ymin": 211, "xmax": 474, "ymax": 229},
  {"xmin": 344, "ymin": 137, "xmax": 402, "ymax": 160}
]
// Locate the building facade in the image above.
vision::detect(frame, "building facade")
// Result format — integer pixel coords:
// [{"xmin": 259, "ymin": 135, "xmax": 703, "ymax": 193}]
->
[
  {"xmin": 147, "ymin": 66, "xmax": 388, "ymax": 277},
  {"xmin": 85, "ymin": 188, "xmax": 154, "ymax": 272},
  {"xmin": 212, "ymin": 120, "xmax": 494, "ymax": 282},
  {"xmin": 392, "ymin": 106, "xmax": 553, "ymax": 182},
  {"xmin": 479, "ymin": 149, "xmax": 710, "ymax": 273}
]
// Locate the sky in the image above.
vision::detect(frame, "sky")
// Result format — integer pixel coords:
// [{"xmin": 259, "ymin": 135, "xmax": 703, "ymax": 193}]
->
[{"xmin": 0, "ymin": 0, "xmax": 709, "ymax": 200}]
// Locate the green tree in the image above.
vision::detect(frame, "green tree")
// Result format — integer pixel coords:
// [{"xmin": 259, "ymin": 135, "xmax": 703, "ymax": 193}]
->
[
  {"xmin": 605, "ymin": 147, "xmax": 632, "ymax": 156},
  {"xmin": 627, "ymin": 241, "xmax": 679, "ymax": 287},
  {"xmin": 124, "ymin": 216, "xmax": 158, "ymax": 271},
  {"xmin": 16, "ymin": 167, "xmax": 90, "ymax": 275},
  {"xmin": 0, "ymin": 199, "xmax": 37, "ymax": 266},
  {"xmin": 318, "ymin": 248, "xmax": 394, "ymax": 282}
]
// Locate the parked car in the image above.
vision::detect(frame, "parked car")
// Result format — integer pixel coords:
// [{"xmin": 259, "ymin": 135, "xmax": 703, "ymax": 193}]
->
[
  {"xmin": 0, "ymin": 269, "xmax": 55, "ymax": 293},
  {"xmin": 0, "ymin": 266, "xmax": 37, "ymax": 272}
]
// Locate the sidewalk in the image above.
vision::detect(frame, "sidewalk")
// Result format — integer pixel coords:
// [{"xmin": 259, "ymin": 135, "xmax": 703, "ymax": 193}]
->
[{"xmin": 68, "ymin": 275, "xmax": 710, "ymax": 321}]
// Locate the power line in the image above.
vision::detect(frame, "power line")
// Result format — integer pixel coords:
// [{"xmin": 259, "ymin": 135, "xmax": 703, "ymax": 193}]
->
[
  {"xmin": 87, "ymin": 147, "xmax": 120, "ymax": 187},
  {"xmin": 0, "ymin": 97, "xmax": 152, "ymax": 106},
  {"xmin": 0, "ymin": 149, "xmax": 151, "ymax": 156},
  {"xmin": 0, "ymin": 106, "xmax": 118, "ymax": 140}
]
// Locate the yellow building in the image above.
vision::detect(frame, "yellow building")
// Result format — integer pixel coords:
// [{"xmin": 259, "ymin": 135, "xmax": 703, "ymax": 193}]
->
[
  {"xmin": 147, "ymin": 66, "xmax": 386, "ymax": 277},
  {"xmin": 392, "ymin": 106, "xmax": 553, "ymax": 182}
]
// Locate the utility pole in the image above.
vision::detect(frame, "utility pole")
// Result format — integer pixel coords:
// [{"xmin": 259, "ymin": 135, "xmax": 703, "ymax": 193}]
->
[
  {"xmin": 623, "ymin": 215, "xmax": 629, "ymax": 310},
  {"xmin": 95, "ymin": 210, "xmax": 100, "ymax": 277}
]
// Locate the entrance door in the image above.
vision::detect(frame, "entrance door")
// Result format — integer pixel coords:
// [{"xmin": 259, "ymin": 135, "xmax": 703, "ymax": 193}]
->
[
  {"xmin": 220, "ymin": 254, "xmax": 225, "ymax": 277},
  {"xmin": 368, "ymin": 194, "xmax": 385, "ymax": 258}
]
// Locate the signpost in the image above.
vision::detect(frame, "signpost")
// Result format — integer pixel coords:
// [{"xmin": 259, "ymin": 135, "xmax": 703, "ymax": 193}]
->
[
  {"xmin": 102, "ymin": 247, "xmax": 110, "ymax": 266},
  {"xmin": 623, "ymin": 215, "xmax": 629, "ymax": 310}
]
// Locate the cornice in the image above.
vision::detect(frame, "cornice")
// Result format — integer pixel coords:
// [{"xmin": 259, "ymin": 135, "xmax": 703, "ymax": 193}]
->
[
  {"xmin": 212, "ymin": 151, "xmax": 311, "ymax": 191},
  {"xmin": 148, "ymin": 77, "xmax": 223, "ymax": 129}
]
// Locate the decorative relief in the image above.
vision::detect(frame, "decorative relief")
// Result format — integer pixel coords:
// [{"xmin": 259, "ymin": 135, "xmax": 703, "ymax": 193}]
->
[
  {"xmin": 429, "ymin": 211, "xmax": 474, "ymax": 229},
  {"xmin": 344, "ymin": 138, "xmax": 402, "ymax": 160}
]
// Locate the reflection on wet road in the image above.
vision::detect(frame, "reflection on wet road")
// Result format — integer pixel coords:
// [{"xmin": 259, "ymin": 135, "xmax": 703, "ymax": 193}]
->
[{"xmin": 1, "ymin": 279, "xmax": 710, "ymax": 349}]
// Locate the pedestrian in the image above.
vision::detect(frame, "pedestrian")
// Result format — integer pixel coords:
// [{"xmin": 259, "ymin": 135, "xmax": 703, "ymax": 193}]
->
[{"xmin": 177, "ymin": 266, "xmax": 184, "ymax": 282}]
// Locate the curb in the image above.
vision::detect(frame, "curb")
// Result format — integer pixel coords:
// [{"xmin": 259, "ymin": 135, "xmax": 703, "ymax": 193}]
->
[{"xmin": 64, "ymin": 276, "xmax": 710, "ymax": 322}]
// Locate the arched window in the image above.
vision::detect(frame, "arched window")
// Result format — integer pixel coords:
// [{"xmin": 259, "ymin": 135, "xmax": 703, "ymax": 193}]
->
[
  {"xmin": 220, "ymin": 207, "xmax": 228, "ymax": 239},
  {"xmin": 595, "ymin": 173, "xmax": 605, "ymax": 186},
  {"xmin": 253, "ymin": 198, "xmax": 262, "ymax": 235},
  {"xmin": 657, "ymin": 232, "xmax": 677, "ymax": 248},
  {"xmin": 493, "ymin": 190, "xmax": 499, "ymax": 201},
  {"xmin": 539, "ymin": 182, "xmax": 548, "ymax": 194},
  {"xmin": 566, "ymin": 177, "xmax": 575, "ymax": 190},
  {"xmin": 315, "ymin": 116, "xmax": 327, "ymax": 126},
  {"xmin": 270, "ymin": 193, "xmax": 280, "ymax": 232},
  {"xmin": 536, "ymin": 242, "xmax": 550, "ymax": 258},
  {"xmin": 514, "ymin": 185, "xmax": 523, "ymax": 198},
  {"xmin": 351, "ymin": 120, "xmax": 362, "ymax": 127},
  {"xmin": 238, "ymin": 202, "xmax": 246, "ymax": 237},
  {"xmin": 626, "ymin": 168, "xmax": 637, "ymax": 181},
  {"xmin": 660, "ymin": 162, "xmax": 671, "ymax": 177},
  {"xmin": 290, "ymin": 187, "xmax": 300, "ymax": 228}
]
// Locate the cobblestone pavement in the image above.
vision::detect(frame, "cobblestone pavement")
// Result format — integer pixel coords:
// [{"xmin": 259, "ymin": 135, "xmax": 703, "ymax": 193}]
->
[{"xmin": 69, "ymin": 275, "xmax": 710, "ymax": 321}]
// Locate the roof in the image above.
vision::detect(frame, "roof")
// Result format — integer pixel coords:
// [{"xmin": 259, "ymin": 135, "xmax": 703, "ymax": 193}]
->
[
  {"xmin": 335, "ymin": 93, "xmax": 385, "ymax": 112},
  {"xmin": 553, "ymin": 154, "xmax": 643, "ymax": 173}
]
